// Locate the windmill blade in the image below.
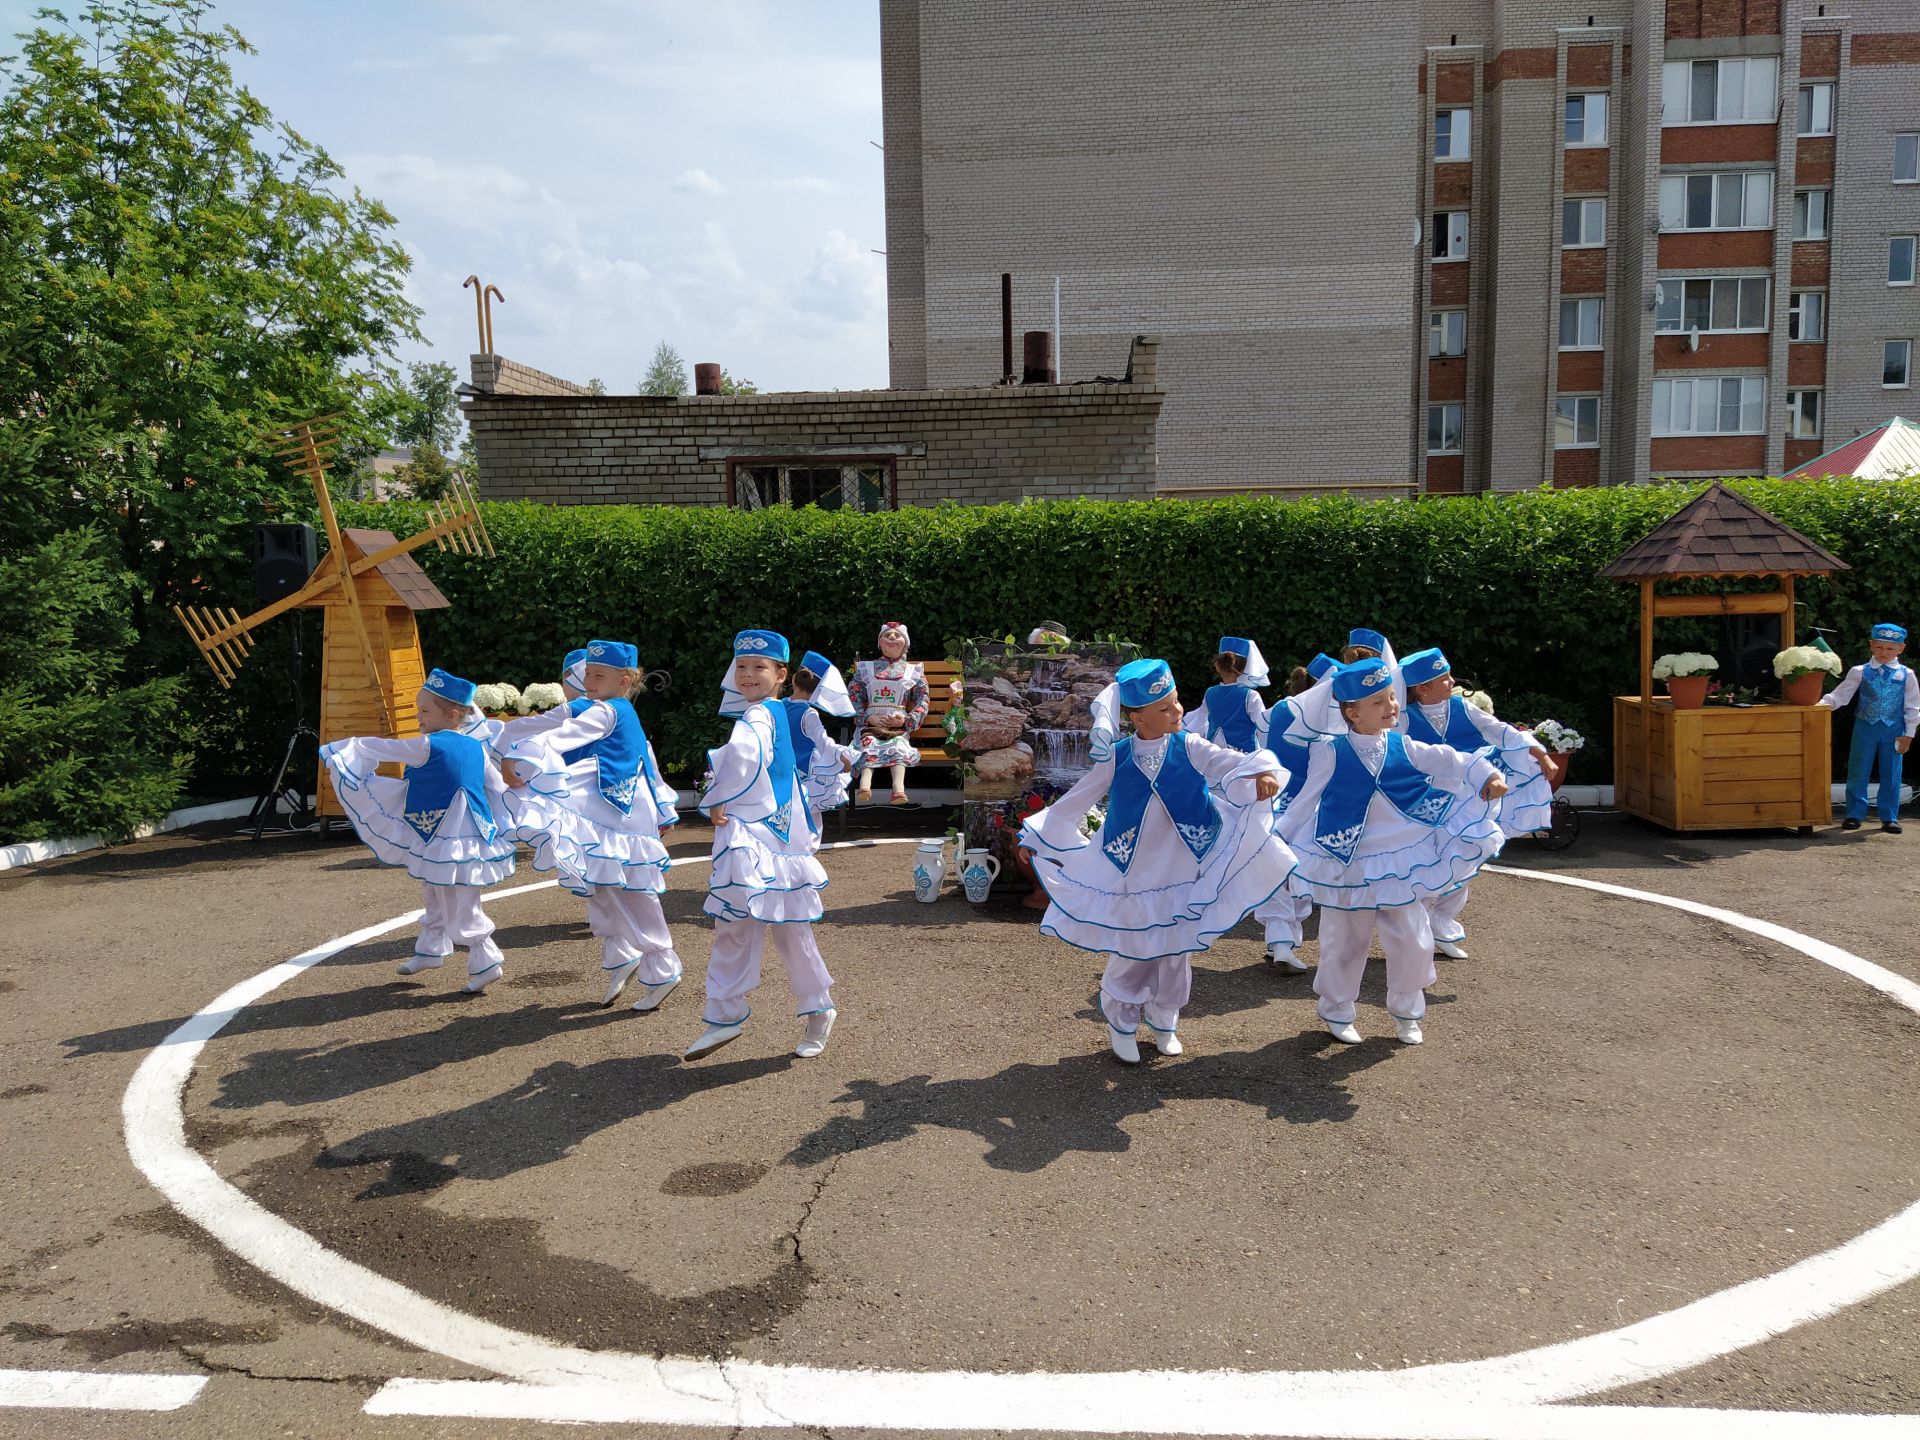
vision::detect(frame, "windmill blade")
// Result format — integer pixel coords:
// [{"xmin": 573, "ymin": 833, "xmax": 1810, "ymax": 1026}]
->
[{"xmin": 174, "ymin": 603, "xmax": 259, "ymax": 687}]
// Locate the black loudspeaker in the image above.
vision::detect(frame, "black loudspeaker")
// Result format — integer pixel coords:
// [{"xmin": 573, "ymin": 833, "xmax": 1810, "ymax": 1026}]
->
[
  {"xmin": 1721, "ymin": 613, "xmax": 1785, "ymax": 694},
  {"xmin": 252, "ymin": 523, "xmax": 316, "ymax": 603}
]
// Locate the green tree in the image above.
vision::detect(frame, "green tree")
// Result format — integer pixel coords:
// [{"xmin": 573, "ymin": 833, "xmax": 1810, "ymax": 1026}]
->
[
  {"xmin": 585, "ymin": 376, "xmax": 607, "ymax": 395},
  {"xmin": 392, "ymin": 360, "xmax": 461, "ymax": 451},
  {"xmin": 0, "ymin": 0, "xmax": 421, "ymax": 836},
  {"xmin": 395, "ymin": 442, "xmax": 454, "ymax": 502},
  {"xmin": 717, "ymin": 370, "xmax": 759, "ymax": 395},
  {"xmin": 638, "ymin": 341, "xmax": 687, "ymax": 396}
]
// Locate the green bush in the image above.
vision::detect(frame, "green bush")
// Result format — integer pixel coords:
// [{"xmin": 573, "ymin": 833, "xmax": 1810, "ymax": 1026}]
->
[{"xmin": 339, "ymin": 478, "xmax": 1920, "ymax": 784}]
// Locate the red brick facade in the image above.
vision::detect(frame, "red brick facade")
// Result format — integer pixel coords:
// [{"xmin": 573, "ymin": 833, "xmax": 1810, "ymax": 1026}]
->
[
  {"xmin": 1649, "ymin": 435, "xmax": 1767, "ymax": 473},
  {"xmin": 1660, "ymin": 231, "xmax": 1773, "ymax": 269},
  {"xmin": 1653, "ymin": 333, "xmax": 1770, "ymax": 370},
  {"xmin": 1660, "ymin": 124, "xmax": 1776, "ymax": 164},
  {"xmin": 1553, "ymin": 448, "xmax": 1601, "ymax": 487}
]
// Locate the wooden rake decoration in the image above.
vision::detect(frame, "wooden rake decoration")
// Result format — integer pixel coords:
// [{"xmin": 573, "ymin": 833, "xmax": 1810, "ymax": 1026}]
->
[{"xmin": 173, "ymin": 414, "xmax": 494, "ymax": 733}]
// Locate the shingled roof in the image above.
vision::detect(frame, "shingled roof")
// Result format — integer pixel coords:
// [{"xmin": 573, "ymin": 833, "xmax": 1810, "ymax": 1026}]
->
[
  {"xmin": 303, "ymin": 528, "xmax": 450, "ymax": 610},
  {"xmin": 1599, "ymin": 483, "xmax": 1849, "ymax": 581}
]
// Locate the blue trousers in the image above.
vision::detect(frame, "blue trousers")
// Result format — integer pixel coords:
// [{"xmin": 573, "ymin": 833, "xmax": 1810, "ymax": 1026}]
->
[{"xmin": 1844, "ymin": 721, "xmax": 1906, "ymax": 822}]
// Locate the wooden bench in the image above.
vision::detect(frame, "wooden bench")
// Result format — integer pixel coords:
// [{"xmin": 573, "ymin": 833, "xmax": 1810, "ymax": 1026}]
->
[{"xmin": 829, "ymin": 659, "xmax": 961, "ymax": 827}]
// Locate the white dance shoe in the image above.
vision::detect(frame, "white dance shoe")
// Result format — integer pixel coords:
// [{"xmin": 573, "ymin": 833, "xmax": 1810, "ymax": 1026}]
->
[
  {"xmin": 1266, "ymin": 943, "xmax": 1309, "ymax": 972},
  {"xmin": 629, "ymin": 975, "xmax": 680, "ymax": 1013},
  {"xmin": 1107, "ymin": 1024, "xmax": 1142, "ymax": 1064},
  {"xmin": 685, "ymin": 1022, "xmax": 744, "ymax": 1059},
  {"xmin": 1325, "ymin": 1020, "xmax": 1363, "ymax": 1044},
  {"xmin": 1395, "ymin": 1018, "xmax": 1425, "ymax": 1045},
  {"xmin": 795, "ymin": 1008, "xmax": 836, "ymax": 1058},
  {"xmin": 1140, "ymin": 1023, "xmax": 1183, "ymax": 1056},
  {"xmin": 601, "ymin": 957, "xmax": 641, "ymax": 1007},
  {"xmin": 397, "ymin": 954, "xmax": 446, "ymax": 976},
  {"xmin": 461, "ymin": 963, "xmax": 503, "ymax": 994}
]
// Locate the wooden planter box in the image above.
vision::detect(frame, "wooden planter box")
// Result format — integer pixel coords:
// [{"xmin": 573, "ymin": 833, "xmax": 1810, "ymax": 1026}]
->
[{"xmin": 1613, "ymin": 697, "xmax": 1831, "ymax": 832}]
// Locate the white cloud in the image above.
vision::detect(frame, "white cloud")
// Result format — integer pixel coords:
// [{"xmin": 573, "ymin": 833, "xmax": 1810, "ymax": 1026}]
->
[
  {"xmin": 671, "ymin": 167, "xmax": 725, "ymax": 196},
  {"xmin": 342, "ymin": 152, "xmax": 535, "ymax": 230},
  {"xmin": 789, "ymin": 228, "xmax": 885, "ymax": 325},
  {"xmin": 775, "ymin": 175, "xmax": 841, "ymax": 194}
]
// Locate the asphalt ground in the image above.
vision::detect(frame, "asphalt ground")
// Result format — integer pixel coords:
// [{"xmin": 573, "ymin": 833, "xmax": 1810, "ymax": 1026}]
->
[{"xmin": 1, "ymin": 809, "xmax": 1917, "ymax": 1437}]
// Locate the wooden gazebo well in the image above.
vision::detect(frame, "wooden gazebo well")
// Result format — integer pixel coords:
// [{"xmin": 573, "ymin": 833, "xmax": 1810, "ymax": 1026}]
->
[{"xmin": 1601, "ymin": 484, "xmax": 1848, "ymax": 833}]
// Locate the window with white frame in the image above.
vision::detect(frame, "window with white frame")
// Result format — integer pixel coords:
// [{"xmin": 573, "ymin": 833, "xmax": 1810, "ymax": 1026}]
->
[
  {"xmin": 1565, "ymin": 92, "xmax": 1608, "ymax": 146},
  {"xmin": 1562, "ymin": 197, "xmax": 1606, "ymax": 247},
  {"xmin": 1558, "ymin": 297, "xmax": 1604, "ymax": 349},
  {"xmin": 1788, "ymin": 291, "xmax": 1825, "ymax": 342},
  {"xmin": 1787, "ymin": 390, "xmax": 1822, "ymax": 440},
  {"xmin": 1427, "ymin": 402, "xmax": 1464, "ymax": 453},
  {"xmin": 1651, "ymin": 375, "xmax": 1766, "ymax": 435},
  {"xmin": 1661, "ymin": 57, "xmax": 1778, "ymax": 125},
  {"xmin": 1888, "ymin": 340, "xmax": 1913, "ymax": 389},
  {"xmin": 1653, "ymin": 277, "xmax": 1769, "ymax": 333},
  {"xmin": 1554, "ymin": 395, "xmax": 1600, "ymax": 448},
  {"xmin": 1428, "ymin": 309, "xmax": 1467, "ymax": 357},
  {"xmin": 1658, "ymin": 170, "xmax": 1773, "ymax": 231},
  {"xmin": 1796, "ymin": 82, "xmax": 1833, "ymax": 137},
  {"xmin": 1891, "ymin": 236, "xmax": 1917, "ymax": 286},
  {"xmin": 1432, "ymin": 210, "xmax": 1468, "ymax": 260},
  {"xmin": 1898, "ymin": 134, "xmax": 1920, "ymax": 184},
  {"xmin": 1792, "ymin": 189, "xmax": 1830, "ymax": 240},
  {"xmin": 1435, "ymin": 107, "xmax": 1471, "ymax": 160}
]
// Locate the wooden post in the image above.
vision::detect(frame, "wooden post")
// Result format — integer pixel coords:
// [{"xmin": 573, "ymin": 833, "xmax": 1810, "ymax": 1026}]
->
[
  {"xmin": 1640, "ymin": 579, "xmax": 1655, "ymax": 702},
  {"xmin": 1781, "ymin": 574, "xmax": 1796, "ymax": 649},
  {"xmin": 307, "ymin": 438, "xmax": 392, "ymax": 733}
]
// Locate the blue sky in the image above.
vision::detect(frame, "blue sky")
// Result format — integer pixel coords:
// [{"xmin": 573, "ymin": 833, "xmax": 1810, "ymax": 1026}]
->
[{"xmin": 2, "ymin": 0, "xmax": 889, "ymax": 394}]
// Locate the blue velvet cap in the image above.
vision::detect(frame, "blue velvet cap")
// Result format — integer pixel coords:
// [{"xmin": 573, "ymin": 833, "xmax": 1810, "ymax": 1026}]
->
[
  {"xmin": 1220, "ymin": 636, "xmax": 1251, "ymax": 658},
  {"xmin": 733, "ymin": 629, "xmax": 790, "ymax": 662},
  {"xmin": 1306, "ymin": 652, "xmax": 1337, "ymax": 680},
  {"xmin": 1399, "ymin": 647, "xmax": 1452, "ymax": 688},
  {"xmin": 1331, "ymin": 658, "xmax": 1394, "ymax": 703},
  {"xmin": 423, "ymin": 668, "xmax": 477, "ymax": 706},
  {"xmin": 1871, "ymin": 622, "xmax": 1907, "ymax": 643},
  {"xmin": 563, "ymin": 647, "xmax": 589, "ymax": 671},
  {"xmin": 585, "ymin": 639, "xmax": 638, "ymax": 668},
  {"xmin": 799, "ymin": 650, "xmax": 834, "ymax": 677},
  {"xmin": 1115, "ymin": 658, "xmax": 1177, "ymax": 708},
  {"xmin": 1347, "ymin": 627, "xmax": 1388, "ymax": 655}
]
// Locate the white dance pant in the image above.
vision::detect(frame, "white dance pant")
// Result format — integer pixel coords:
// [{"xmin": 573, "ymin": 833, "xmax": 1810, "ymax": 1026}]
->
[
  {"xmin": 1100, "ymin": 954, "xmax": 1192, "ymax": 1034},
  {"xmin": 417, "ymin": 884, "xmax": 504, "ymax": 978},
  {"xmin": 1255, "ymin": 890, "xmax": 1312, "ymax": 947},
  {"xmin": 703, "ymin": 917, "xmax": 834, "ymax": 1025},
  {"xmin": 1425, "ymin": 883, "xmax": 1470, "ymax": 943},
  {"xmin": 1312, "ymin": 903, "xmax": 1436, "ymax": 1025},
  {"xmin": 584, "ymin": 886, "xmax": 680, "ymax": 982}
]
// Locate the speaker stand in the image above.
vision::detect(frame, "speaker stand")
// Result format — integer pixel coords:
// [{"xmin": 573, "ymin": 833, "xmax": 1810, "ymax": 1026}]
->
[{"xmin": 245, "ymin": 616, "xmax": 319, "ymax": 840}]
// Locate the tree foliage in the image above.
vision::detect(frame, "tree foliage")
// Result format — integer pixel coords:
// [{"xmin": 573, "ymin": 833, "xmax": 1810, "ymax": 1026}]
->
[
  {"xmin": 638, "ymin": 341, "xmax": 687, "ymax": 396},
  {"xmin": 0, "ymin": 0, "xmax": 421, "ymax": 836},
  {"xmin": 389, "ymin": 360, "xmax": 460, "ymax": 452}
]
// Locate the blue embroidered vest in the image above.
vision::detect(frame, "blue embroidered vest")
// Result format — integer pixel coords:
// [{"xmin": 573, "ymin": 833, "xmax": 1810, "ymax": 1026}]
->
[
  {"xmin": 1100, "ymin": 732, "xmax": 1222, "ymax": 874},
  {"xmin": 1859, "ymin": 664, "xmax": 1908, "ymax": 730},
  {"xmin": 1406, "ymin": 695, "xmax": 1484, "ymax": 752},
  {"xmin": 403, "ymin": 732, "xmax": 495, "ymax": 844},
  {"xmin": 561, "ymin": 697, "xmax": 654, "ymax": 815},
  {"xmin": 1312, "ymin": 732, "xmax": 1456, "ymax": 864},
  {"xmin": 759, "ymin": 700, "xmax": 810, "ymax": 839},
  {"xmin": 1203, "ymin": 685, "xmax": 1258, "ymax": 752},
  {"xmin": 779, "ymin": 699, "xmax": 817, "ymax": 772}
]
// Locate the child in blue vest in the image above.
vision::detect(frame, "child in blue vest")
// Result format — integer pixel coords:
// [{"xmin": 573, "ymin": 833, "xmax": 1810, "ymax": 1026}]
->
[
  {"xmin": 320, "ymin": 668, "xmax": 518, "ymax": 994},
  {"xmin": 1821, "ymin": 622, "xmax": 1919, "ymax": 833},
  {"xmin": 687, "ymin": 631, "xmax": 838, "ymax": 1060},
  {"xmin": 1252, "ymin": 652, "xmax": 1340, "ymax": 971},
  {"xmin": 1019, "ymin": 658, "xmax": 1294, "ymax": 1065},
  {"xmin": 496, "ymin": 640, "xmax": 683, "ymax": 1012},
  {"xmin": 1278, "ymin": 659, "xmax": 1507, "ymax": 1046},
  {"xmin": 1396, "ymin": 647, "xmax": 1555, "ymax": 958},
  {"xmin": 1184, "ymin": 636, "xmax": 1269, "ymax": 752},
  {"xmin": 787, "ymin": 650, "xmax": 861, "ymax": 821}
]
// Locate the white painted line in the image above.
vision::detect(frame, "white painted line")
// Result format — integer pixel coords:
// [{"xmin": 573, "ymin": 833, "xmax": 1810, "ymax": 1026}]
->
[
  {"xmin": 365, "ymin": 1381, "xmax": 1920, "ymax": 1437},
  {"xmin": 0, "ymin": 1367, "xmax": 207, "ymax": 1411},
  {"xmin": 120, "ymin": 846, "xmax": 1920, "ymax": 1433}
]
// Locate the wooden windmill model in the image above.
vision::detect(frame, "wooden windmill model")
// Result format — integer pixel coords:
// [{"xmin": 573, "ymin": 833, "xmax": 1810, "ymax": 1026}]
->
[{"xmin": 174, "ymin": 415, "xmax": 494, "ymax": 820}]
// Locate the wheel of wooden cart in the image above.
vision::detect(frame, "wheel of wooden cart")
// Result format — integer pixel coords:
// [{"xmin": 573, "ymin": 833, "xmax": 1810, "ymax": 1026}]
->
[{"xmin": 1533, "ymin": 796, "xmax": 1581, "ymax": 851}]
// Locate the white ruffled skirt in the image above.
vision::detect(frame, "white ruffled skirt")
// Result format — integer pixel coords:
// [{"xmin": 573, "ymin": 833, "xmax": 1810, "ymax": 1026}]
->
[
  {"xmin": 512, "ymin": 756, "xmax": 673, "ymax": 896},
  {"xmin": 1288, "ymin": 793, "xmax": 1505, "ymax": 912},
  {"xmin": 1027, "ymin": 803, "xmax": 1296, "ymax": 962},
  {"xmin": 704, "ymin": 816, "xmax": 829, "ymax": 924},
  {"xmin": 1489, "ymin": 741, "xmax": 1556, "ymax": 838},
  {"xmin": 323, "ymin": 740, "xmax": 517, "ymax": 888}
]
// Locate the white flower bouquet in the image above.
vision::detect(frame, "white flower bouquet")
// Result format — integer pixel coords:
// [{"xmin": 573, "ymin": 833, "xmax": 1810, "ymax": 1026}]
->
[
  {"xmin": 1532, "ymin": 719, "xmax": 1586, "ymax": 753},
  {"xmin": 472, "ymin": 682, "xmax": 522, "ymax": 714},
  {"xmin": 1652, "ymin": 652, "xmax": 1718, "ymax": 680},
  {"xmin": 520, "ymin": 681, "xmax": 566, "ymax": 713},
  {"xmin": 1772, "ymin": 646, "xmax": 1844, "ymax": 680}
]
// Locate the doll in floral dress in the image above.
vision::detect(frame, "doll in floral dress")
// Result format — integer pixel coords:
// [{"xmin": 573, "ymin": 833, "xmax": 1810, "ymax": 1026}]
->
[{"xmin": 849, "ymin": 620, "xmax": 930, "ymax": 806}]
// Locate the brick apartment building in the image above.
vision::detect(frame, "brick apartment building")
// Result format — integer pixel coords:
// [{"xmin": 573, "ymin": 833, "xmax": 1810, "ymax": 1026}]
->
[{"xmin": 880, "ymin": 0, "xmax": 1920, "ymax": 492}]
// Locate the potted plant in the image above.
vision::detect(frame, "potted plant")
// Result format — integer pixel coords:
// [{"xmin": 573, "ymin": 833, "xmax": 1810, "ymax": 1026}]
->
[
  {"xmin": 1773, "ymin": 645, "xmax": 1844, "ymax": 707},
  {"xmin": 1651, "ymin": 652, "xmax": 1718, "ymax": 710},
  {"xmin": 472, "ymin": 681, "xmax": 523, "ymax": 719},
  {"xmin": 520, "ymin": 681, "xmax": 565, "ymax": 714},
  {"xmin": 1529, "ymin": 719, "xmax": 1584, "ymax": 793}
]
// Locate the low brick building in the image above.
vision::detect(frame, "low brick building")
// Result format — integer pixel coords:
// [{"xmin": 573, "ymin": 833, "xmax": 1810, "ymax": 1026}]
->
[{"xmin": 463, "ymin": 339, "xmax": 1163, "ymax": 509}]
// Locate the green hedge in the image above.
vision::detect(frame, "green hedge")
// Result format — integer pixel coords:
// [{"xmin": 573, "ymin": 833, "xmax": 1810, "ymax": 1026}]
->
[{"xmin": 340, "ymin": 479, "xmax": 1920, "ymax": 786}]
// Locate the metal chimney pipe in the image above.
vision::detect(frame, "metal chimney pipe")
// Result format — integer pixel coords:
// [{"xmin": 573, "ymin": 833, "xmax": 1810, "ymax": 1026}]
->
[
  {"xmin": 1022, "ymin": 330, "xmax": 1054, "ymax": 384},
  {"xmin": 1001, "ymin": 273, "xmax": 1013, "ymax": 383},
  {"xmin": 694, "ymin": 362, "xmax": 722, "ymax": 396}
]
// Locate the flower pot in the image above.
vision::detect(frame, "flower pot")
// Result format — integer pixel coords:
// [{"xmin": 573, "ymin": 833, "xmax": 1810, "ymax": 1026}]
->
[
  {"xmin": 1664, "ymin": 675, "xmax": 1711, "ymax": 710},
  {"xmin": 1545, "ymin": 751, "xmax": 1575, "ymax": 795},
  {"xmin": 1780, "ymin": 672, "xmax": 1825, "ymax": 707},
  {"xmin": 1010, "ymin": 846, "xmax": 1051, "ymax": 913}
]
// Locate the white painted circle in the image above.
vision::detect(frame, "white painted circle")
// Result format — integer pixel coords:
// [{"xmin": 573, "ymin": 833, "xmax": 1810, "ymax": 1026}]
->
[{"xmin": 122, "ymin": 847, "xmax": 1920, "ymax": 1432}]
